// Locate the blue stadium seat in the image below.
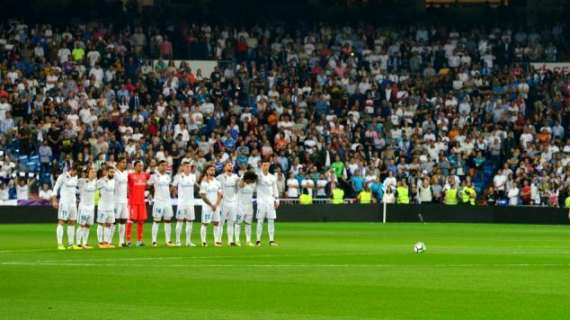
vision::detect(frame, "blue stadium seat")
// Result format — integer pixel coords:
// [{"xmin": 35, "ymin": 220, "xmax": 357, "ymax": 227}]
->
[
  {"xmin": 28, "ymin": 155, "xmax": 40, "ymax": 172},
  {"xmin": 39, "ymin": 172, "xmax": 52, "ymax": 185}
]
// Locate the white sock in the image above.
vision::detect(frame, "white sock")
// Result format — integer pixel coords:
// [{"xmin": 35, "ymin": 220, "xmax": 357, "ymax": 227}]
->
[
  {"xmin": 110, "ymin": 224, "xmax": 116, "ymax": 244},
  {"xmin": 67, "ymin": 225, "xmax": 75, "ymax": 246},
  {"xmin": 213, "ymin": 224, "xmax": 221, "ymax": 243},
  {"xmin": 176, "ymin": 221, "xmax": 183, "ymax": 244},
  {"xmin": 152, "ymin": 222, "xmax": 159, "ymax": 243},
  {"xmin": 56, "ymin": 224, "xmax": 64, "ymax": 246},
  {"xmin": 104, "ymin": 226, "xmax": 111, "ymax": 243},
  {"xmin": 234, "ymin": 223, "xmax": 241, "ymax": 243},
  {"xmin": 164, "ymin": 223, "xmax": 172, "ymax": 243},
  {"xmin": 219, "ymin": 219, "xmax": 225, "ymax": 241},
  {"xmin": 97, "ymin": 225, "xmax": 103, "ymax": 243},
  {"xmin": 227, "ymin": 222, "xmax": 234, "ymax": 244},
  {"xmin": 83, "ymin": 227, "xmax": 90, "ymax": 246},
  {"xmin": 200, "ymin": 224, "xmax": 207, "ymax": 243},
  {"xmin": 245, "ymin": 223, "xmax": 252, "ymax": 242},
  {"xmin": 256, "ymin": 220, "xmax": 263, "ymax": 242},
  {"xmin": 268, "ymin": 219, "xmax": 275, "ymax": 242},
  {"xmin": 76, "ymin": 227, "xmax": 82, "ymax": 245},
  {"xmin": 185, "ymin": 222, "xmax": 192, "ymax": 245},
  {"xmin": 119, "ymin": 224, "xmax": 125, "ymax": 245}
]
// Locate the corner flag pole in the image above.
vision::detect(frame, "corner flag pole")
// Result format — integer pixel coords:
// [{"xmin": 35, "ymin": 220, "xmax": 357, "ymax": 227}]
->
[{"xmin": 382, "ymin": 197, "xmax": 387, "ymax": 224}]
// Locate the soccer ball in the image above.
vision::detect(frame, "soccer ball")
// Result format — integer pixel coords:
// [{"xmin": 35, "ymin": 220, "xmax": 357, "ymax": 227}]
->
[{"xmin": 414, "ymin": 242, "xmax": 426, "ymax": 254}]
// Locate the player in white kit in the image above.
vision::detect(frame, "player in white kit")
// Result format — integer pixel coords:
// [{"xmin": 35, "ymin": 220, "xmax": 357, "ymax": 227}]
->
[
  {"xmin": 97, "ymin": 167, "xmax": 116, "ymax": 248},
  {"xmin": 77, "ymin": 166, "xmax": 97, "ymax": 249},
  {"xmin": 236, "ymin": 170, "xmax": 257, "ymax": 246},
  {"xmin": 111, "ymin": 157, "xmax": 129, "ymax": 247},
  {"xmin": 52, "ymin": 165, "xmax": 80, "ymax": 250},
  {"xmin": 256, "ymin": 161, "xmax": 280, "ymax": 246},
  {"xmin": 149, "ymin": 160, "xmax": 175, "ymax": 247},
  {"xmin": 199, "ymin": 164, "xmax": 222, "ymax": 247},
  {"xmin": 216, "ymin": 162, "xmax": 240, "ymax": 246},
  {"xmin": 172, "ymin": 160, "xmax": 197, "ymax": 247}
]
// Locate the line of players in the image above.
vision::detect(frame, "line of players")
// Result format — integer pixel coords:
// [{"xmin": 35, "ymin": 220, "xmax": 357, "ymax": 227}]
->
[{"xmin": 53, "ymin": 158, "xmax": 280, "ymax": 250}]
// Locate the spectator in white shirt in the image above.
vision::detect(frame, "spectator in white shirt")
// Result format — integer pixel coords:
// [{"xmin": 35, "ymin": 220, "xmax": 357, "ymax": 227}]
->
[{"xmin": 39, "ymin": 183, "xmax": 53, "ymax": 200}]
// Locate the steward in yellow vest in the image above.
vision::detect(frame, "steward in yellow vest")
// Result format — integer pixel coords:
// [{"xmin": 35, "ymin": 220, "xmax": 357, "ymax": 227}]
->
[
  {"xmin": 357, "ymin": 184, "xmax": 374, "ymax": 204},
  {"xmin": 461, "ymin": 183, "xmax": 477, "ymax": 205},
  {"xmin": 299, "ymin": 189, "xmax": 313, "ymax": 205},
  {"xmin": 444, "ymin": 186, "xmax": 459, "ymax": 205},
  {"xmin": 396, "ymin": 181, "xmax": 410, "ymax": 204},
  {"xmin": 331, "ymin": 186, "xmax": 345, "ymax": 204}
]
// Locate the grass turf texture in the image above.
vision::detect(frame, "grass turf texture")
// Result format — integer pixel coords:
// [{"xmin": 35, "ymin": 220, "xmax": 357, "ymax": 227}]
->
[{"xmin": 1, "ymin": 223, "xmax": 570, "ymax": 319}]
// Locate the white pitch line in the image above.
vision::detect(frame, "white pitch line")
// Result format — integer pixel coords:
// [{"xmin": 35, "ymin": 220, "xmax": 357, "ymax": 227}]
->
[
  {"xmin": 0, "ymin": 249, "xmax": 58, "ymax": 254},
  {"xmin": 2, "ymin": 261, "xmax": 570, "ymax": 268},
  {"xmin": 31, "ymin": 252, "xmax": 380, "ymax": 264}
]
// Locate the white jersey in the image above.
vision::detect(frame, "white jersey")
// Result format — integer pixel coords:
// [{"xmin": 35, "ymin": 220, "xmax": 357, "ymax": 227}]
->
[
  {"xmin": 256, "ymin": 172, "xmax": 279, "ymax": 204},
  {"xmin": 97, "ymin": 178, "xmax": 115, "ymax": 210},
  {"xmin": 172, "ymin": 173, "xmax": 196, "ymax": 206},
  {"xmin": 78, "ymin": 178, "xmax": 97, "ymax": 207},
  {"xmin": 200, "ymin": 178, "xmax": 221, "ymax": 205},
  {"xmin": 53, "ymin": 173, "xmax": 78, "ymax": 203},
  {"xmin": 113, "ymin": 169, "xmax": 128, "ymax": 204},
  {"xmin": 217, "ymin": 173, "xmax": 240, "ymax": 203},
  {"xmin": 16, "ymin": 185, "xmax": 29, "ymax": 200},
  {"xmin": 150, "ymin": 172, "xmax": 172, "ymax": 204},
  {"xmin": 238, "ymin": 182, "xmax": 255, "ymax": 206},
  {"xmin": 286, "ymin": 178, "xmax": 299, "ymax": 198}
]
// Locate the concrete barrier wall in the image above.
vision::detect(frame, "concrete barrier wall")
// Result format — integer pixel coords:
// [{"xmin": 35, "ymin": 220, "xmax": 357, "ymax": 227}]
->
[{"xmin": 0, "ymin": 204, "xmax": 567, "ymax": 225}]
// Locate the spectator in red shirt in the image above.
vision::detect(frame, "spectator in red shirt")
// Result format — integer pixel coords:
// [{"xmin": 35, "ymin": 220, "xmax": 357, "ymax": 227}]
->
[{"xmin": 160, "ymin": 36, "xmax": 173, "ymax": 59}]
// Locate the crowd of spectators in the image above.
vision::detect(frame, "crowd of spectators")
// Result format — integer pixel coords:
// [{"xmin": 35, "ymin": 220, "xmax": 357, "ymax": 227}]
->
[{"xmin": 0, "ymin": 19, "xmax": 569, "ymax": 207}]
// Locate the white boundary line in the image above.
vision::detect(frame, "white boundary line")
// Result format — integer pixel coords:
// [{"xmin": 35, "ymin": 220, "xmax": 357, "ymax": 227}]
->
[{"xmin": 2, "ymin": 261, "xmax": 570, "ymax": 268}]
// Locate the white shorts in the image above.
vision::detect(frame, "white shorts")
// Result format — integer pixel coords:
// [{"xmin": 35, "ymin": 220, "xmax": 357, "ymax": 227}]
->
[
  {"xmin": 201, "ymin": 206, "xmax": 220, "ymax": 224},
  {"xmin": 236, "ymin": 204, "xmax": 254, "ymax": 224},
  {"xmin": 114, "ymin": 202, "xmax": 129, "ymax": 220},
  {"xmin": 97, "ymin": 208, "xmax": 115, "ymax": 224},
  {"xmin": 256, "ymin": 202, "xmax": 276, "ymax": 220},
  {"xmin": 221, "ymin": 203, "xmax": 239, "ymax": 223},
  {"xmin": 58, "ymin": 202, "xmax": 78, "ymax": 221},
  {"xmin": 152, "ymin": 202, "xmax": 174, "ymax": 221},
  {"xmin": 78, "ymin": 205, "xmax": 95, "ymax": 225},
  {"xmin": 176, "ymin": 205, "xmax": 195, "ymax": 221}
]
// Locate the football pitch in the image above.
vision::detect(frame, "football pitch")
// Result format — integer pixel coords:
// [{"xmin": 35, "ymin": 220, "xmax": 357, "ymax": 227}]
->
[{"xmin": 1, "ymin": 222, "xmax": 570, "ymax": 319}]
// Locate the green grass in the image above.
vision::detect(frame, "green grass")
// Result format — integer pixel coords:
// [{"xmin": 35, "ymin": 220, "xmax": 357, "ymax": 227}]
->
[{"xmin": 1, "ymin": 222, "xmax": 570, "ymax": 319}]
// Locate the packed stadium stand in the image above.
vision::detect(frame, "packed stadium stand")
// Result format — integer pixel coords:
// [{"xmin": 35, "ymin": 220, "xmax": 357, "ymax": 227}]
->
[{"xmin": 0, "ymin": 0, "xmax": 569, "ymax": 207}]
